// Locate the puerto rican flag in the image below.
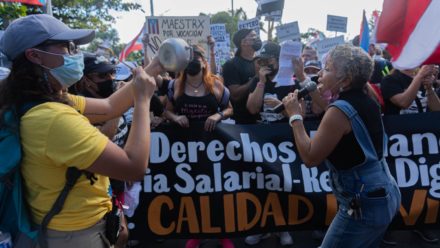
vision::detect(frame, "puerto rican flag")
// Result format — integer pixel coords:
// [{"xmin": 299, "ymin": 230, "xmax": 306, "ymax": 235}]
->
[
  {"xmin": 119, "ymin": 24, "xmax": 146, "ymax": 61},
  {"xmin": 376, "ymin": 0, "xmax": 440, "ymax": 69}
]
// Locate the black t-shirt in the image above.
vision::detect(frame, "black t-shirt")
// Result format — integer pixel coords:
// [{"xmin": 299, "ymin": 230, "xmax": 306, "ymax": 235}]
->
[
  {"xmin": 370, "ymin": 58, "xmax": 393, "ymax": 84},
  {"xmin": 222, "ymin": 56, "xmax": 258, "ymax": 124},
  {"xmin": 174, "ymin": 93, "xmax": 219, "ymax": 122},
  {"xmin": 327, "ymin": 89, "xmax": 384, "ymax": 170},
  {"xmin": 249, "ymin": 77, "xmax": 298, "ymax": 123},
  {"xmin": 381, "ymin": 70, "xmax": 427, "ymax": 115}
]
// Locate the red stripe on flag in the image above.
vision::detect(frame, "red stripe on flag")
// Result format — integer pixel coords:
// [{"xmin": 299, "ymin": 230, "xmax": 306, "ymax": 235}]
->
[
  {"xmin": 377, "ymin": 0, "xmax": 432, "ymax": 60},
  {"xmin": 423, "ymin": 43, "xmax": 440, "ymax": 65},
  {"xmin": 119, "ymin": 25, "xmax": 145, "ymax": 61}
]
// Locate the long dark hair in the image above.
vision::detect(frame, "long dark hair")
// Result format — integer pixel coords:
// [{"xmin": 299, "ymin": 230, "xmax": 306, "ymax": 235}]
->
[{"xmin": 0, "ymin": 53, "xmax": 70, "ymax": 116}]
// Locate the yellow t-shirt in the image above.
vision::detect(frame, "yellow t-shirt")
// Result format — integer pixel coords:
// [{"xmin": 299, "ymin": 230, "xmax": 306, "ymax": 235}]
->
[{"xmin": 20, "ymin": 94, "xmax": 112, "ymax": 231}]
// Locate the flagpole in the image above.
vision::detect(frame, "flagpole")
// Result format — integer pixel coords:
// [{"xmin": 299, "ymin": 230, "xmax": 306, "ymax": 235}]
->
[
  {"xmin": 150, "ymin": 0, "xmax": 155, "ymax": 16},
  {"xmin": 45, "ymin": 0, "xmax": 53, "ymax": 16},
  {"xmin": 231, "ymin": 0, "xmax": 234, "ymax": 16}
]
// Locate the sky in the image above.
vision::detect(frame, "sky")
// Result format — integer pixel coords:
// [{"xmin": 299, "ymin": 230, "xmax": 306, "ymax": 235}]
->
[{"xmin": 113, "ymin": 0, "xmax": 384, "ymax": 44}]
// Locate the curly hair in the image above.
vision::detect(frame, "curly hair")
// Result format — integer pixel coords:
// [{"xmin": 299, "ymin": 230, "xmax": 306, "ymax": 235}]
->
[
  {"xmin": 0, "ymin": 53, "xmax": 71, "ymax": 116},
  {"xmin": 327, "ymin": 44, "xmax": 373, "ymax": 90}
]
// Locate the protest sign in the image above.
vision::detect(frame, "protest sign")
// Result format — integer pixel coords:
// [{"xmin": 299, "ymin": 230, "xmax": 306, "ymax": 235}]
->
[
  {"xmin": 315, "ymin": 35, "xmax": 345, "ymax": 59},
  {"xmin": 256, "ymin": 0, "xmax": 285, "ymax": 22},
  {"xmin": 326, "ymin": 15, "xmax": 348, "ymax": 33},
  {"xmin": 210, "ymin": 24, "xmax": 230, "ymax": 73},
  {"xmin": 127, "ymin": 112, "xmax": 440, "ymax": 239},
  {"xmin": 144, "ymin": 16, "xmax": 211, "ymax": 57},
  {"xmin": 238, "ymin": 18, "xmax": 260, "ymax": 37},
  {"xmin": 275, "ymin": 21, "xmax": 300, "ymax": 43},
  {"xmin": 273, "ymin": 41, "xmax": 302, "ymax": 87}
]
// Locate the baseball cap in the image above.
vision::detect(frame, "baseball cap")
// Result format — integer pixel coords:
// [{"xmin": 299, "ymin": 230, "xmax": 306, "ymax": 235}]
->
[
  {"xmin": 304, "ymin": 60, "xmax": 322, "ymax": 70},
  {"xmin": 115, "ymin": 61, "xmax": 137, "ymax": 81},
  {"xmin": 0, "ymin": 14, "xmax": 95, "ymax": 60},
  {"xmin": 83, "ymin": 53, "xmax": 115, "ymax": 74},
  {"xmin": 233, "ymin": 29, "xmax": 253, "ymax": 48},
  {"xmin": 255, "ymin": 42, "xmax": 280, "ymax": 60}
]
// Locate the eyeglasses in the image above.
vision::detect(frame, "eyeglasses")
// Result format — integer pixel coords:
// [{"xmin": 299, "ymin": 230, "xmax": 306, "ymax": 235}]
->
[{"xmin": 36, "ymin": 40, "xmax": 79, "ymax": 55}]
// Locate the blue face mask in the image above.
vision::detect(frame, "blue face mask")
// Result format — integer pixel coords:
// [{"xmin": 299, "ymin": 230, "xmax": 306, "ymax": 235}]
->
[{"xmin": 38, "ymin": 51, "xmax": 84, "ymax": 88}]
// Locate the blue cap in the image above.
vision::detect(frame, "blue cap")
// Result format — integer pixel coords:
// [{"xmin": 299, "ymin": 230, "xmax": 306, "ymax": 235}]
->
[{"xmin": 0, "ymin": 14, "xmax": 95, "ymax": 60}]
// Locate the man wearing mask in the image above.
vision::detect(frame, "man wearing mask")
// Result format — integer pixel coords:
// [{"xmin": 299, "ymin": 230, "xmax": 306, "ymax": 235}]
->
[{"xmin": 222, "ymin": 29, "xmax": 262, "ymax": 124}]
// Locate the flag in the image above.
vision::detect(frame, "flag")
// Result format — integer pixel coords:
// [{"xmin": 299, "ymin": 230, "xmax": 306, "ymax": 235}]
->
[
  {"xmin": 376, "ymin": 0, "xmax": 440, "ymax": 69},
  {"xmin": 359, "ymin": 10, "xmax": 370, "ymax": 52},
  {"xmin": 119, "ymin": 24, "xmax": 146, "ymax": 62},
  {"xmin": 369, "ymin": 10, "xmax": 380, "ymax": 44},
  {"xmin": 255, "ymin": 0, "xmax": 285, "ymax": 22},
  {"xmin": 3, "ymin": 0, "xmax": 45, "ymax": 6}
]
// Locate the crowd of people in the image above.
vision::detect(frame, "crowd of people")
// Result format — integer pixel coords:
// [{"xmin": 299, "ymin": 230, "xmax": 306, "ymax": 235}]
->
[{"xmin": 0, "ymin": 13, "xmax": 439, "ymax": 248}]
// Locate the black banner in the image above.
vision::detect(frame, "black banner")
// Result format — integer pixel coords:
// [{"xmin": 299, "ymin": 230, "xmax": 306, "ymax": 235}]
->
[{"xmin": 126, "ymin": 112, "xmax": 440, "ymax": 239}]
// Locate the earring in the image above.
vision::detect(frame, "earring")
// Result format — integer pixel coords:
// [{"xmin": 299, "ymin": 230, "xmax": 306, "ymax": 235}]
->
[{"xmin": 339, "ymin": 86, "xmax": 344, "ymax": 93}]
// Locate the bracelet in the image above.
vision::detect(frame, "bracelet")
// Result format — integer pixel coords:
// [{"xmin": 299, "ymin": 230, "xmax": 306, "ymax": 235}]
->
[
  {"xmin": 218, "ymin": 111, "xmax": 225, "ymax": 120},
  {"xmin": 289, "ymin": 114, "xmax": 303, "ymax": 127},
  {"xmin": 257, "ymin": 82, "xmax": 265, "ymax": 88}
]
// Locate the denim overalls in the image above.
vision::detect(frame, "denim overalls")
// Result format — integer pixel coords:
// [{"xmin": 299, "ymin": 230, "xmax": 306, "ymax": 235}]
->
[{"xmin": 320, "ymin": 100, "xmax": 401, "ymax": 248}]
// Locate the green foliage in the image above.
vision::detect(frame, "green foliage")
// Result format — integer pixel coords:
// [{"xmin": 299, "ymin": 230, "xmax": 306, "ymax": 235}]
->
[
  {"xmin": 0, "ymin": 2, "xmax": 28, "ymax": 29},
  {"xmin": 210, "ymin": 8, "xmax": 248, "ymax": 48},
  {"xmin": 86, "ymin": 28, "xmax": 121, "ymax": 54},
  {"xmin": 51, "ymin": 0, "xmax": 142, "ymax": 32},
  {"xmin": 126, "ymin": 50, "xmax": 143, "ymax": 64}
]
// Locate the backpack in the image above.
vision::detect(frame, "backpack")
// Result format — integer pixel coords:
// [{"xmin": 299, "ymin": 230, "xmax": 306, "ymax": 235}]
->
[{"xmin": 0, "ymin": 103, "xmax": 82, "ymax": 248}]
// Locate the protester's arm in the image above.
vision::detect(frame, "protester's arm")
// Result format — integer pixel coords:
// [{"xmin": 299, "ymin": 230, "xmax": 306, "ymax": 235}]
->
[
  {"xmin": 389, "ymin": 66, "xmax": 432, "ymax": 109},
  {"xmin": 283, "ymin": 91, "xmax": 350, "ymax": 167},
  {"xmin": 97, "ymin": 118, "xmax": 120, "ymax": 139},
  {"xmin": 163, "ymin": 84, "xmax": 189, "ymax": 128},
  {"xmin": 142, "ymin": 33, "xmax": 151, "ymax": 66},
  {"xmin": 83, "ymin": 58, "xmax": 163, "ymax": 124},
  {"xmin": 208, "ymin": 35, "xmax": 217, "ymax": 75},
  {"xmin": 204, "ymin": 82, "xmax": 234, "ymax": 132},
  {"xmin": 86, "ymin": 68, "xmax": 156, "ymax": 181},
  {"xmin": 247, "ymin": 68, "xmax": 270, "ymax": 114},
  {"xmin": 292, "ymin": 57, "xmax": 306, "ymax": 82}
]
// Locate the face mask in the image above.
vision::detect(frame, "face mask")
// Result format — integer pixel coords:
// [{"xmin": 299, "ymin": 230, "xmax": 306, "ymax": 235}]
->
[
  {"xmin": 252, "ymin": 38, "xmax": 263, "ymax": 51},
  {"xmin": 267, "ymin": 64, "xmax": 279, "ymax": 77},
  {"xmin": 185, "ymin": 59, "xmax": 202, "ymax": 76},
  {"xmin": 97, "ymin": 79, "xmax": 115, "ymax": 98},
  {"xmin": 38, "ymin": 51, "xmax": 84, "ymax": 88}
]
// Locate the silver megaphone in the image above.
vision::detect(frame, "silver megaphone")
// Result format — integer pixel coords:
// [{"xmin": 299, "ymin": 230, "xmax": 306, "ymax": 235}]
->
[{"xmin": 158, "ymin": 38, "xmax": 193, "ymax": 72}]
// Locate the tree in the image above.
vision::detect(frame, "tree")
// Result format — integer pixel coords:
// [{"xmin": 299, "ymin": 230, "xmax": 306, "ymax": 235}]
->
[
  {"xmin": 51, "ymin": 0, "xmax": 142, "ymax": 32},
  {"xmin": 210, "ymin": 7, "xmax": 248, "ymax": 48},
  {"xmin": 300, "ymin": 28, "xmax": 326, "ymax": 46},
  {"xmin": 86, "ymin": 28, "xmax": 122, "ymax": 54},
  {"xmin": 0, "ymin": 2, "xmax": 41, "ymax": 29},
  {"xmin": 0, "ymin": 1, "xmax": 142, "ymax": 32}
]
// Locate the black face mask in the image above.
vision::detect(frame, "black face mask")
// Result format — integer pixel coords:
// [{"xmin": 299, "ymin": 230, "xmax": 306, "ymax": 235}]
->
[
  {"xmin": 185, "ymin": 59, "xmax": 202, "ymax": 76},
  {"xmin": 97, "ymin": 79, "xmax": 115, "ymax": 98},
  {"xmin": 252, "ymin": 38, "xmax": 263, "ymax": 51}
]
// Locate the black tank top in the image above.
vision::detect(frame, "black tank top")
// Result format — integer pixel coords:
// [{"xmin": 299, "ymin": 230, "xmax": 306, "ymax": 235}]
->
[
  {"xmin": 327, "ymin": 89, "xmax": 384, "ymax": 170},
  {"xmin": 174, "ymin": 93, "xmax": 219, "ymax": 121}
]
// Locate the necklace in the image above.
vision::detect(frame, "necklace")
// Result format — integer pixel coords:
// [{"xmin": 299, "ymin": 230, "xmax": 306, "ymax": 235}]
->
[{"xmin": 187, "ymin": 81, "xmax": 204, "ymax": 93}]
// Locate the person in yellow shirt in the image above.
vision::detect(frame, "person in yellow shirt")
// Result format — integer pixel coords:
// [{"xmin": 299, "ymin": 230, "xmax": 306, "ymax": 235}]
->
[{"xmin": 0, "ymin": 14, "xmax": 163, "ymax": 247}]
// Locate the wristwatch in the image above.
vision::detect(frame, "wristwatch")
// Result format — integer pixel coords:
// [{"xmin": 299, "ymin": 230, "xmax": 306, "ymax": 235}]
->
[
  {"xmin": 218, "ymin": 111, "xmax": 225, "ymax": 120},
  {"xmin": 289, "ymin": 114, "xmax": 303, "ymax": 127}
]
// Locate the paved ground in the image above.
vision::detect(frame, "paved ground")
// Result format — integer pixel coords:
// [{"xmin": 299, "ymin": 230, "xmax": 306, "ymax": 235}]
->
[{"xmin": 131, "ymin": 229, "xmax": 440, "ymax": 248}]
